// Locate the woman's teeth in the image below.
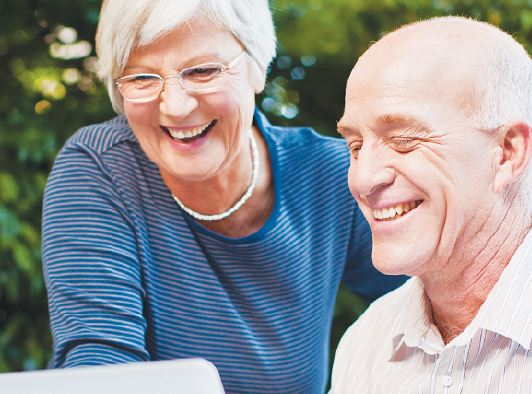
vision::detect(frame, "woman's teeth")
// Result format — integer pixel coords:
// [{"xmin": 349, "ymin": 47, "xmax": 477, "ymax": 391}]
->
[
  {"xmin": 373, "ymin": 200, "xmax": 422, "ymax": 220},
  {"xmin": 168, "ymin": 122, "xmax": 211, "ymax": 140}
]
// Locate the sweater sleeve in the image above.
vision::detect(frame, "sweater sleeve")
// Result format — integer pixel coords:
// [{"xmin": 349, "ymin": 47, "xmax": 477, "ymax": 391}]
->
[
  {"xmin": 342, "ymin": 203, "xmax": 408, "ymax": 301},
  {"xmin": 42, "ymin": 143, "xmax": 149, "ymax": 367}
]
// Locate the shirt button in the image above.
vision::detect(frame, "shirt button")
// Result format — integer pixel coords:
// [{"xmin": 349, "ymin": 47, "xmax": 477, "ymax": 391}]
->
[{"xmin": 442, "ymin": 375, "xmax": 453, "ymax": 387}]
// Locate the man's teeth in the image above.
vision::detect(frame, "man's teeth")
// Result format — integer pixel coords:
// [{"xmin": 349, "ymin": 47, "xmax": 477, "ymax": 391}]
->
[
  {"xmin": 168, "ymin": 123, "xmax": 210, "ymax": 140},
  {"xmin": 373, "ymin": 201, "xmax": 420, "ymax": 220}
]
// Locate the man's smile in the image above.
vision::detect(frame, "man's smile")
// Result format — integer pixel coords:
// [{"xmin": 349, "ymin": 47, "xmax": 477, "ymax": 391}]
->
[{"xmin": 372, "ymin": 200, "xmax": 423, "ymax": 221}]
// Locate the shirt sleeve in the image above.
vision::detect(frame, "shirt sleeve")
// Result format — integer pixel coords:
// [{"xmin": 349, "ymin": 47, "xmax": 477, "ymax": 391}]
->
[
  {"xmin": 328, "ymin": 321, "xmax": 357, "ymax": 394},
  {"xmin": 342, "ymin": 203, "xmax": 408, "ymax": 301},
  {"xmin": 329, "ymin": 309, "xmax": 374, "ymax": 394},
  {"xmin": 42, "ymin": 143, "xmax": 149, "ymax": 367}
]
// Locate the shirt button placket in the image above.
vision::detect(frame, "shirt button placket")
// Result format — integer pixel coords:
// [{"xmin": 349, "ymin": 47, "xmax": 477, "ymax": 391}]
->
[
  {"xmin": 433, "ymin": 348, "xmax": 455, "ymax": 394},
  {"xmin": 442, "ymin": 375, "xmax": 453, "ymax": 388}
]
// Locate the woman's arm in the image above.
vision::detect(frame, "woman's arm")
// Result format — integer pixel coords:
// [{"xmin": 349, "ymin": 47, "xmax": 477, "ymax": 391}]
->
[{"xmin": 42, "ymin": 143, "xmax": 149, "ymax": 367}]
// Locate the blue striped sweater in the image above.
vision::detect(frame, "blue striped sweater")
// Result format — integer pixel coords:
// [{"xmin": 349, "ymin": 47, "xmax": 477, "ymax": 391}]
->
[{"xmin": 42, "ymin": 110, "xmax": 406, "ymax": 393}]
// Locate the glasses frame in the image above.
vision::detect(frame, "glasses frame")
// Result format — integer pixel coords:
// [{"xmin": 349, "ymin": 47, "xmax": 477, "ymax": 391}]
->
[{"xmin": 115, "ymin": 51, "xmax": 246, "ymax": 103}]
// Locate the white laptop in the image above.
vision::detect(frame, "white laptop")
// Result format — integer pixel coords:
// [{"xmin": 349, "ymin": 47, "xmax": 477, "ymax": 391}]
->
[{"xmin": 0, "ymin": 358, "xmax": 225, "ymax": 394}]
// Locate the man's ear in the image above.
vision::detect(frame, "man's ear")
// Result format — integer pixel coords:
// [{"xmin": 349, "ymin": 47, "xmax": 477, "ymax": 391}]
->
[{"xmin": 493, "ymin": 122, "xmax": 531, "ymax": 192}]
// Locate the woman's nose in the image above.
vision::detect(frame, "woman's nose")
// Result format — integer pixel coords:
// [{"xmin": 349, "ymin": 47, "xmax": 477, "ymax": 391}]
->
[{"xmin": 159, "ymin": 79, "xmax": 199, "ymax": 119}]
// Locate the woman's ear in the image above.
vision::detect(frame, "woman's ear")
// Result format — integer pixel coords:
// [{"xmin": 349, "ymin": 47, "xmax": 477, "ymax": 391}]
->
[
  {"xmin": 493, "ymin": 122, "xmax": 531, "ymax": 192},
  {"xmin": 248, "ymin": 57, "xmax": 266, "ymax": 94}
]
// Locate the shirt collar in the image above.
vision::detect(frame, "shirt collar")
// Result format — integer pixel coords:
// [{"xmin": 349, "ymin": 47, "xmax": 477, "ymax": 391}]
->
[
  {"xmin": 450, "ymin": 229, "xmax": 532, "ymax": 350},
  {"xmin": 391, "ymin": 229, "xmax": 532, "ymax": 360},
  {"xmin": 391, "ymin": 278, "xmax": 445, "ymax": 359}
]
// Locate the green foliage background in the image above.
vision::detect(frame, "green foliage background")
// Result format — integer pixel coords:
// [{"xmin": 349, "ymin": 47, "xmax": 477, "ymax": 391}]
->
[{"xmin": 0, "ymin": 0, "xmax": 530, "ymax": 375}]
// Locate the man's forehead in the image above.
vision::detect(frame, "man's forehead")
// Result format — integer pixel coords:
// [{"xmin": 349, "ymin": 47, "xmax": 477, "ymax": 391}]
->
[
  {"xmin": 347, "ymin": 23, "xmax": 481, "ymax": 89},
  {"xmin": 338, "ymin": 110, "xmax": 433, "ymax": 137},
  {"xmin": 342, "ymin": 51, "xmax": 478, "ymax": 134}
]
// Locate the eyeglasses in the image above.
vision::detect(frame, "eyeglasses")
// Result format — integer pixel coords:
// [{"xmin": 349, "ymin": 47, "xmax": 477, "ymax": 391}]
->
[{"xmin": 115, "ymin": 51, "xmax": 246, "ymax": 103}]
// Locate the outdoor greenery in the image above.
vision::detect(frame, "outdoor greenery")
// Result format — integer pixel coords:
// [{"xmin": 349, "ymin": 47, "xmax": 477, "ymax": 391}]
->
[{"xmin": 1, "ymin": 0, "xmax": 530, "ymax": 375}]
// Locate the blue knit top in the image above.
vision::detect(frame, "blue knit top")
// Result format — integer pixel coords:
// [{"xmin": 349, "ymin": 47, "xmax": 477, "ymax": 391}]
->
[{"xmin": 42, "ymin": 110, "xmax": 406, "ymax": 393}]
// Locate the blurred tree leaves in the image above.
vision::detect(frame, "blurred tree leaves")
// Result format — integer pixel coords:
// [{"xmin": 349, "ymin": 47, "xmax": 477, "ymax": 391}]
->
[
  {"xmin": 268, "ymin": 0, "xmax": 531, "ymax": 132},
  {"xmin": 0, "ymin": 0, "xmax": 114, "ymax": 371},
  {"xmin": 0, "ymin": 0, "xmax": 530, "ymax": 373}
]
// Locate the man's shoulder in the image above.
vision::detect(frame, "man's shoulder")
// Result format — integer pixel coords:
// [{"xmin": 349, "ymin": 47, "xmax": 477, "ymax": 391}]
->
[
  {"xmin": 331, "ymin": 278, "xmax": 416, "ymax": 391},
  {"xmin": 65, "ymin": 115, "xmax": 136, "ymax": 155},
  {"xmin": 345, "ymin": 278, "xmax": 415, "ymax": 337}
]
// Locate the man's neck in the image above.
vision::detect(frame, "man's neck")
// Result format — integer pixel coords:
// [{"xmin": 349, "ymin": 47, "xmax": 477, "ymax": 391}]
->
[{"xmin": 422, "ymin": 207, "xmax": 531, "ymax": 344}]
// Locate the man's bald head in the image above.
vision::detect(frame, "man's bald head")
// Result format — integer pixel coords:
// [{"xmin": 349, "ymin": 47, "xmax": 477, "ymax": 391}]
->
[
  {"xmin": 350, "ymin": 16, "xmax": 531, "ymax": 129},
  {"xmin": 344, "ymin": 16, "xmax": 531, "ymax": 213}
]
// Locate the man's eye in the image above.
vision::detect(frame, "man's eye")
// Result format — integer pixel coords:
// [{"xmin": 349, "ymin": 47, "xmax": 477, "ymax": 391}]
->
[
  {"xmin": 388, "ymin": 137, "xmax": 418, "ymax": 152},
  {"xmin": 348, "ymin": 141, "xmax": 363, "ymax": 158}
]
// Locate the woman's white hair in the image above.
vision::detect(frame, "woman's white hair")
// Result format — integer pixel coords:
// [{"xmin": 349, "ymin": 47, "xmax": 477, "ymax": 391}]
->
[{"xmin": 95, "ymin": 0, "xmax": 276, "ymax": 113}]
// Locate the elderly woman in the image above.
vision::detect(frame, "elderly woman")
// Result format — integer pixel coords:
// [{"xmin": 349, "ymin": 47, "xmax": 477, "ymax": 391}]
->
[{"xmin": 41, "ymin": 0, "xmax": 405, "ymax": 393}]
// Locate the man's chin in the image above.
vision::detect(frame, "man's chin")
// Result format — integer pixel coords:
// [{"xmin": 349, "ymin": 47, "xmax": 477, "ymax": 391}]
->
[
  {"xmin": 372, "ymin": 260, "xmax": 410, "ymax": 275},
  {"xmin": 372, "ymin": 246, "xmax": 430, "ymax": 276}
]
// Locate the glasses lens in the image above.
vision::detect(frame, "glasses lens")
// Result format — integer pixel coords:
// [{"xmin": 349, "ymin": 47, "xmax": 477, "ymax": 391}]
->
[
  {"xmin": 181, "ymin": 64, "xmax": 224, "ymax": 91},
  {"xmin": 118, "ymin": 75, "xmax": 162, "ymax": 101}
]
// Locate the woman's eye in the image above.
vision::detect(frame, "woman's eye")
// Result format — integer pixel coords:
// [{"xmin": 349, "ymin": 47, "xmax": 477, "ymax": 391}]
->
[
  {"xmin": 123, "ymin": 75, "xmax": 161, "ymax": 90},
  {"xmin": 132, "ymin": 75, "xmax": 158, "ymax": 82},
  {"xmin": 183, "ymin": 66, "xmax": 222, "ymax": 80}
]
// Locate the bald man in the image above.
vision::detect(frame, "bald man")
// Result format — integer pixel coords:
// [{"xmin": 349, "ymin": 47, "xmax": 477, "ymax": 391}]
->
[{"xmin": 331, "ymin": 17, "xmax": 531, "ymax": 393}]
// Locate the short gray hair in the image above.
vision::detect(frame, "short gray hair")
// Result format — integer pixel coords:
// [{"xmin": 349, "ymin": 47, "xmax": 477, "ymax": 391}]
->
[
  {"xmin": 392, "ymin": 17, "xmax": 532, "ymax": 215},
  {"xmin": 466, "ymin": 19, "xmax": 532, "ymax": 215},
  {"xmin": 95, "ymin": 0, "xmax": 277, "ymax": 113}
]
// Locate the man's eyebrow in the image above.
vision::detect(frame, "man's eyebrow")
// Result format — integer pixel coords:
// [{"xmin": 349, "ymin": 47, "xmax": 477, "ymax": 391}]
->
[
  {"xmin": 337, "ymin": 113, "xmax": 433, "ymax": 137},
  {"xmin": 377, "ymin": 113, "xmax": 433, "ymax": 135},
  {"xmin": 336, "ymin": 120, "xmax": 360, "ymax": 137}
]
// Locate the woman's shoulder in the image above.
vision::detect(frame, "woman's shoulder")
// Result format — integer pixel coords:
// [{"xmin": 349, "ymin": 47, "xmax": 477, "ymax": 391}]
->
[
  {"xmin": 65, "ymin": 115, "xmax": 136, "ymax": 155},
  {"xmin": 256, "ymin": 111, "xmax": 348, "ymax": 160},
  {"xmin": 267, "ymin": 124, "xmax": 344, "ymax": 147}
]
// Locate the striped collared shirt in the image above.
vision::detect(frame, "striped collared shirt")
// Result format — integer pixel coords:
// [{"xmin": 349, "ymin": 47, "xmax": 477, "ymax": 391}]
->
[{"xmin": 330, "ymin": 230, "xmax": 532, "ymax": 394}]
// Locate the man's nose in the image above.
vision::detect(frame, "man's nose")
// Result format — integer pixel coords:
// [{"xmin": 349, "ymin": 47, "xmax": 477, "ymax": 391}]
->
[
  {"xmin": 159, "ymin": 79, "xmax": 198, "ymax": 119},
  {"xmin": 348, "ymin": 143, "xmax": 396, "ymax": 198}
]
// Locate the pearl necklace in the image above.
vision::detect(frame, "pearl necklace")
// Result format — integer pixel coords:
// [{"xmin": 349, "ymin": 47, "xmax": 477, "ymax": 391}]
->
[{"xmin": 172, "ymin": 130, "xmax": 260, "ymax": 221}]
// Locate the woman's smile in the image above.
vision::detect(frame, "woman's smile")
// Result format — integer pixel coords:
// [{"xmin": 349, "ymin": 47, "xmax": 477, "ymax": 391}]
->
[
  {"xmin": 122, "ymin": 21, "xmax": 257, "ymax": 185},
  {"xmin": 163, "ymin": 119, "xmax": 215, "ymax": 140},
  {"xmin": 161, "ymin": 119, "xmax": 216, "ymax": 142}
]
